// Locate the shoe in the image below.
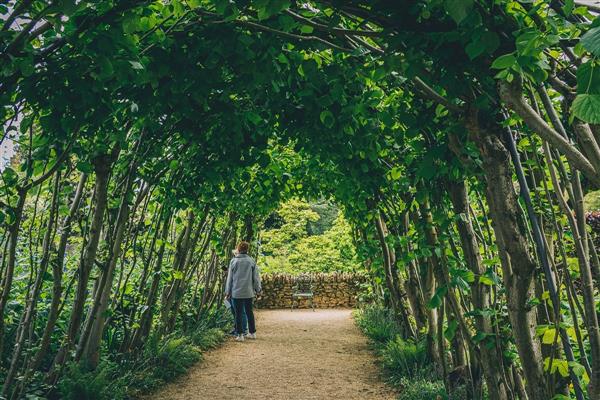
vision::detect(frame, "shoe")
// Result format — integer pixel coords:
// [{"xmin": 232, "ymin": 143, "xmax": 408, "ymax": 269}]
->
[
  {"xmin": 247, "ymin": 333, "xmax": 256, "ymax": 339},
  {"xmin": 235, "ymin": 335, "xmax": 245, "ymax": 342}
]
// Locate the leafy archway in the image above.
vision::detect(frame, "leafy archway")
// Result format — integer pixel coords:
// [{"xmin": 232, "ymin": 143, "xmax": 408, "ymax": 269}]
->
[{"xmin": 2, "ymin": 1, "xmax": 600, "ymax": 399}]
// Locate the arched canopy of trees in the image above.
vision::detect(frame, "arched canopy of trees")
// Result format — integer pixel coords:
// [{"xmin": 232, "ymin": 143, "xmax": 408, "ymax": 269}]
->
[{"xmin": 2, "ymin": 1, "xmax": 600, "ymax": 399}]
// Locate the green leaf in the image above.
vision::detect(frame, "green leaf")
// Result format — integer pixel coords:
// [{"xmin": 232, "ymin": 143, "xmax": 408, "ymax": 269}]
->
[
  {"xmin": 491, "ymin": 54, "xmax": 516, "ymax": 69},
  {"xmin": 444, "ymin": 319, "xmax": 459, "ymax": 341},
  {"xmin": 20, "ymin": 115, "xmax": 34, "ymax": 135},
  {"xmin": 572, "ymin": 94, "xmax": 600, "ymax": 124},
  {"xmin": 245, "ymin": 111, "xmax": 262, "ymax": 125},
  {"xmin": 479, "ymin": 275, "xmax": 494, "ymax": 286},
  {"xmin": 129, "ymin": 60, "xmax": 144, "ymax": 70},
  {"xmin": 563, "ymin": 0, "xmax": 574, "ymax": 15},
  {"xmin": 319, "ymin": 110, "xmax": 335, "ymax": 128},
  {"xmin": 428, "ymin": 293, "xmax": 442, "ymax": 309},
  {"xmin": 541, "ymin": 290, "xmax": 550, "ymax": 301},
  {"xmin": 542, "ymin": 328, "xmax": 557, "ymax": 345},
  {"xmin": 544, "ymin": 357, "xmax": 570, "ymax": 377},
  {"xmin": 390, "ymin": 167, "xmax": 402, "ymax": 180},
  {"xmin": 444, "ymin": 0, "xmax": 474, "ymax": 24},
  {"xmin": 277, "ymin": 53, "xmax": 289, "ymax": 64},
  {"xmin": 581, "ymin": 26, "xmax": 600, "ymax": 57},
  {"xmin": 556, "ymin": 361, "xmax": 570, "ymax": 378},
  {"xmin": 172, "ymin": 270, "xmax": 184, "ymax": 279},
  {"xmin": 569, "ymin": 361, "xmax": 586, "ymax": 376},
  {"xmin": 427, "ymin": 286, "xmax": 447, "ymax": 309},
  {"xmin": 2, "ymin": 167, "xmax": 18, "ymax": 186},
  {"xmin": 465, "ymin": 40, "xmax": 486, "ymax": 60},
  {"xmin": 122, "ymin": 17, "xmax": 139, "ymax": 34},
  {"xmin": 96, "ymin": 56, "xmax": 114, "ymax": 80},
  {"xmin": 300, "ymin": 25, "xmax": 314, "ymax": 34},
  {"xmin": 19, "ymin": 58, "xmax": 35, "ymax": 77},
  {"xmin": 257, "ymin": 0, "xmax": 290, "ymax": 20},
  {"xmin": 455, "ymin": 269, "xmax": 475, "ymax": 283},
  {"xmin": 372, "ymin": 67, "xmax": 387, "ymax": 81},
  {"xmin": 466, "ymin": 31, "xmax": 499, "ymax": 60},
  {"xmin": 76, "ymin": 161, "xmax": 93, "ymax": 174},
  {"xmin": 576, "ymin": 61, "xmax": 600, "ymax": 95}
]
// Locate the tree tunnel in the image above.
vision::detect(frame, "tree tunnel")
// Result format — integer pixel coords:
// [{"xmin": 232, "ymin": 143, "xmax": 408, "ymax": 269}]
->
[{"xmin": 1, "ymin": 1, "xmax": 600, "ymax": 399}]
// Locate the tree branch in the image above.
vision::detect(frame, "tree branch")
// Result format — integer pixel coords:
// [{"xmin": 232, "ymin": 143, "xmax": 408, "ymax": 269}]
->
[
  {"xmin": 284, "ymin": 9, "xmax": 385, "ymax": 38},
  {"xmin": 499, "ymin": 79, "xmax": 600, "ymax": 186},
  {"xmin": 22, "ymin": 138, "xmax": 76, "ymax": 191},
  {"xmin": 412, "ymin": 77, "xmax": 463, "ymax": 113}
]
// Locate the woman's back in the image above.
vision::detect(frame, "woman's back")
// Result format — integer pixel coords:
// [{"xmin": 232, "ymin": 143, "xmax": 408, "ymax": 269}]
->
[{"xmin": 226, "ymin": 253, "xmax": 261, "ymax": 299}]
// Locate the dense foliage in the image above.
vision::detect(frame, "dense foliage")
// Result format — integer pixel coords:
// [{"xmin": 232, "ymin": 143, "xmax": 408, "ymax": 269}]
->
[
  {"xmin": 354, "ymin": 305, "xmax": 463, "ymax": 400},
  {"xmin": 260, "ymin": 199, "xmax": 359, "ymax": 274},
  {"xmin": 2, "ymin": 0, "xmax": 600, "ymax": 399}
]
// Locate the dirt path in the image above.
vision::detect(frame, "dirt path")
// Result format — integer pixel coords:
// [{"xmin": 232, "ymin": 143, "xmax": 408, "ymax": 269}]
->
[{"xmin": 145, "ymin": 309, "xmax": 396, "ymax": 400}]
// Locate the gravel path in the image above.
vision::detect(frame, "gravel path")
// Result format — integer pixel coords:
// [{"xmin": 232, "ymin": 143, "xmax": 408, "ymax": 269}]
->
[{"xmin": 144, "ymin": 309, "xmax": 396, "ymax": 400}]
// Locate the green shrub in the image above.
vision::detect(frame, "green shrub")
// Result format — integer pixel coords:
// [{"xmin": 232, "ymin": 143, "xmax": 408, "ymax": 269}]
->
[
  {"xmin": 353, "ymin": 304, "xmax": 401, "ymax": 344},
  {"xmin": 397, "ymin": 378, "xmax": 447, "ymax": 400},
  {"xmin": 449, "ymin": 384, "xmax": 470, "ymax": 400},
  {"xmin": 355, "ymin": 304, "xmax": 456, "ymax": 400},
  {"xmin": 152, "ymin": 336, "xmax": 202, "ymax": 381},
  {"xmin": 57, "ymin": 361, "xmax": 127, "ymax": 400},
  {"xmin": 190, "ymin": 327, "xmax": 226, "ymax": 351},
  {"xmin": 55, "ymin": 307, "xmax": 229, "ymax": 399},
  {"xmin": 381, "ymin": 335, "xmax": 431, "ymax": 380}
]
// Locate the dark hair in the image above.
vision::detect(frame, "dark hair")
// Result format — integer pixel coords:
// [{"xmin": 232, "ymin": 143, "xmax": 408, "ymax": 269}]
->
[{"xmin": 237, "ymin": 241, "xmax": 250, "ymax": 254}]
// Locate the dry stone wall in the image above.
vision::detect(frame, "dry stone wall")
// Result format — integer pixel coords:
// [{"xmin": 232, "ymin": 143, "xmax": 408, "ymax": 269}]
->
[{"xmin": 256, "ymin": 272, "xmax": 368, "ymax": 309}]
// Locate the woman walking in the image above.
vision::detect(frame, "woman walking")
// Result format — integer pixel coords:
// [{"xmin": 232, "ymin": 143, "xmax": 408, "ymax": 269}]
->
[{"xmin": 225, "ymin": 241, "xmax": 261, "ymax": 342}]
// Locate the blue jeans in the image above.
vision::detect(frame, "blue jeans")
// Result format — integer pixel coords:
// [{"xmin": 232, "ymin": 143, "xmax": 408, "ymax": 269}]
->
[
  {"xmin": 233, "ymin": 298, "xmax": 256, "ymax": 335},
  {"xmin": 231, "ymin": 299, "xmax": 248, "ymax": 334}
]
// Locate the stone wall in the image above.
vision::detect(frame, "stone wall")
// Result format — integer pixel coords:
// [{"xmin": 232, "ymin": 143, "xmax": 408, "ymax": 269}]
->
[{"xmin": 256, "ymin": 272, "xmax": 368, "ymax": 309}]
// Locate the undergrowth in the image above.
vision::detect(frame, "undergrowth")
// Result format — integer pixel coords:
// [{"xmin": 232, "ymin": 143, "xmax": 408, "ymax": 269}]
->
[
  {"xmin": 54, "ymin": 308, "xmax": 230, "ymax": 400},
  {"xmin": 354, "ymin": 304, "xmax": 469, "ymax": 400}
]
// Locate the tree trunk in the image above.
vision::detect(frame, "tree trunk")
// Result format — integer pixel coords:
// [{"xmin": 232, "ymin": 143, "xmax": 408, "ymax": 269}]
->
[
  {"xmin": 467, "ymin": 108, "xmax": 549, "ymax": 400},
  {"xmin": 3, "ymin": 172, "xmax": 60, "ymax": 396},
  {"xmin": 374, "ymin": 211, "xmax": 414, "ymax": 338},
  {"xmin": 130, "ymin": 212, "xmax": 171, "ymax": 349},
  {"xmin": 447, "ymin": 180, "xmax": 509, "ymax": 400},
  {"xmin": 160, "ymin": 211, "xmax": 195, "ymax": 332},
  {"xmin": 77, "ymin": 166, "xmax": 133, "ymax": 368},
  {"xmin": 16, "ymin": 173, "xmax": 88, "ymax": 397},
  {"xmin": 0, "ymin": 189, "xmax": 27, "ymax": 357},
  {"xmin": 49, "ymin": 155, "xmax": 112, "ymax": 380}
]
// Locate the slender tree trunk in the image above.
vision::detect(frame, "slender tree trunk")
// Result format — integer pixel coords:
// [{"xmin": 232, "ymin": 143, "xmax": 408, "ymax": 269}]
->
[
  {"xmin": 77, "ymin": 165, "xmax": 134, "ymax": 368},
  {"xmin": 467, "ymin": 109, "xmax": 550, "ymax": 400},
  {"xmin": 160, "ymin": 211, "xmax": 195, "ymax": 332},
  {"xmin": 49, "ymin": 155, "xmax": 112, "ymax": 379},
  {"xmin": 398, "ymin": 213, "xmax": 428, "ymax": 331},
  {"xmin": 3, "ymin": 172, "xmax": 60, "ymax": 396},
  {"xmin": 0, "ymin": 188, "xmax": 27, "ymax": 357},
  {"xmin": 130, "ymin": 212, "xmax": 171, "ymax": 349},
  {"xmin": 17, "ymin": 173, "xmax": 88, "ymax": 396},
  {"xmin": 543, "ymin": 144, "xmax": 600, "ymax": 398},
  {"xmin": 447, "ymin": 180, "xmax": 509, "ymax": 400},
  {"xmin": 374, "ymin": 211, "xmax": 414, "ymax": 338}
]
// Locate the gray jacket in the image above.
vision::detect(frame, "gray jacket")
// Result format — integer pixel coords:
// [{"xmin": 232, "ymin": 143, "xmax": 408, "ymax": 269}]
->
[{"xmin": 225, "ymin": 253, "xmax": 262, "ymax": 299}]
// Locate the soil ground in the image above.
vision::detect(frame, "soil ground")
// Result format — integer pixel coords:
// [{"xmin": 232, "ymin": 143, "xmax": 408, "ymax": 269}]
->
[{"xmin": 144, "ymin": 309, "xmax": 396, "ymax": 400}]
